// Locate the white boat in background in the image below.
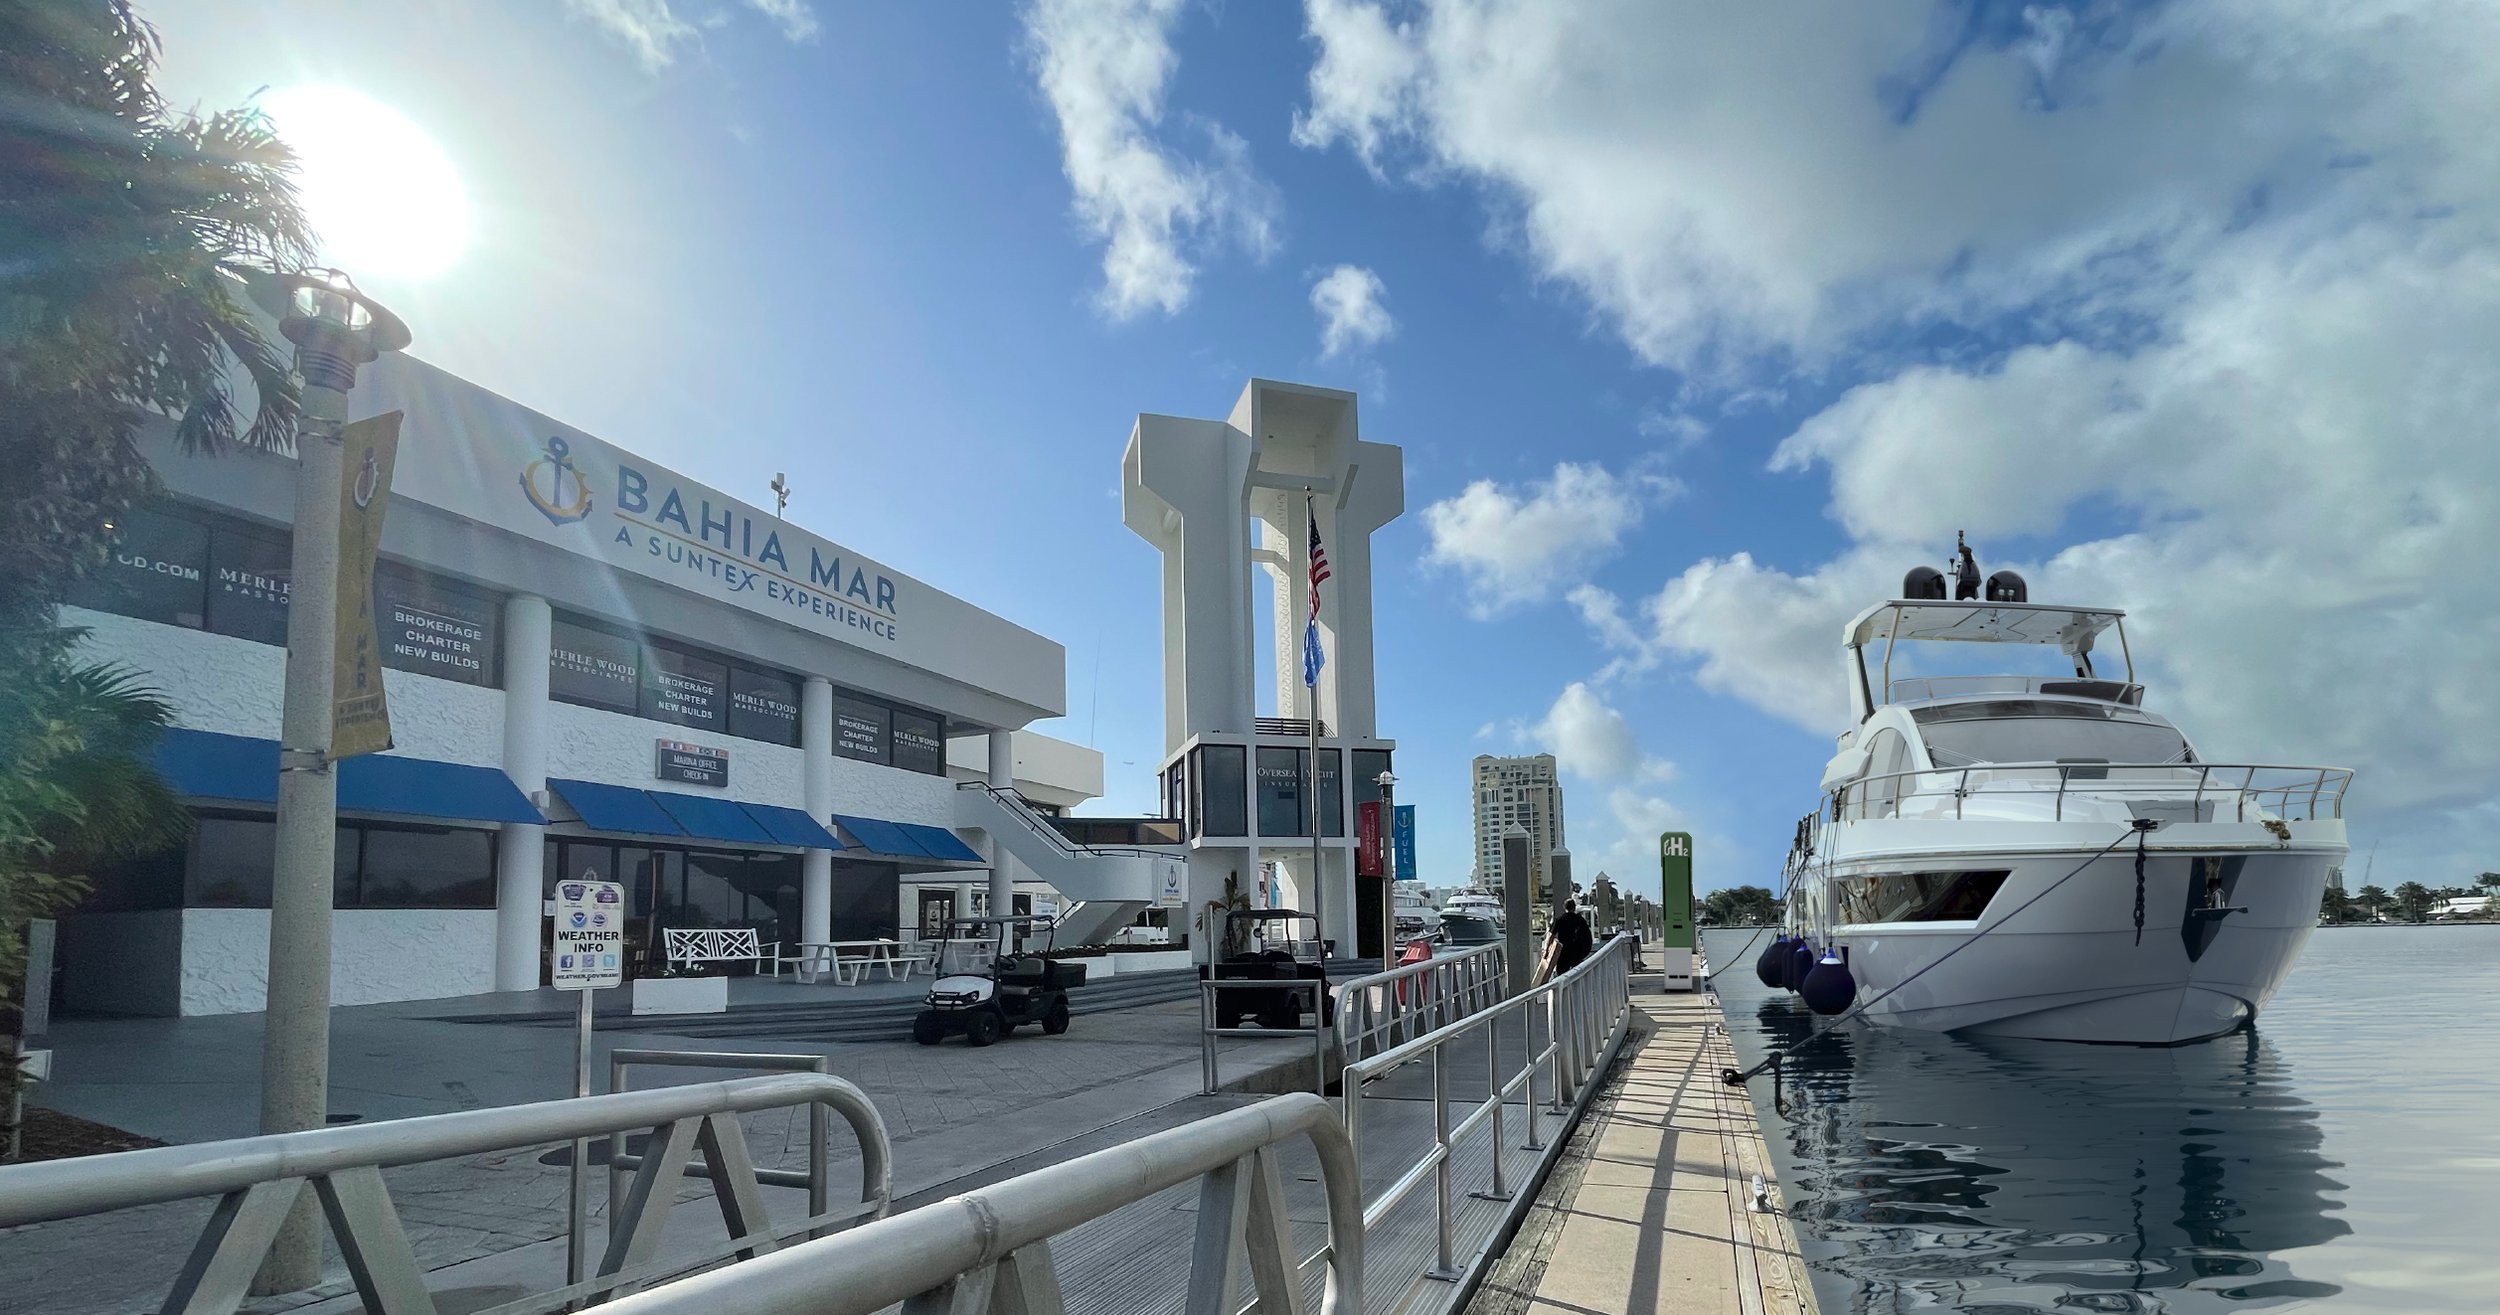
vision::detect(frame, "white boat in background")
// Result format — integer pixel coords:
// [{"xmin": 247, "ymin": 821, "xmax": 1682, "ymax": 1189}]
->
[
  {"xmin": 1442, "ymin": 890, "xmax": 1503, "ymax": 924},
  {"xmin": 1772, "ymin": 556, "xmax": 2351, "ymax": 1045}
]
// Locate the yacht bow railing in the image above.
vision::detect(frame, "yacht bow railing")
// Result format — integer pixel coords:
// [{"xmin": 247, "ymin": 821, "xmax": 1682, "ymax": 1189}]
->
[{"xmin": 1833, "ymin": 762, "xmax": 2353, "ymax": 824}]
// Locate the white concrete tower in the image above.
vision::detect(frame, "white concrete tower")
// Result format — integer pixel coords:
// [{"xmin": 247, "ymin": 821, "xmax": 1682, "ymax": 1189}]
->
[{"xmin": 1122, "ymin": 380, "xmax": 1403, "ymax": 961}]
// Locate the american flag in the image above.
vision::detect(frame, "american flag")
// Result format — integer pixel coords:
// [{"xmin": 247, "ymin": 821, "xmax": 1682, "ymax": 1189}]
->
[{"xmin": 1303, "ymin": 506, "xmax": 1330, "ymax": 687}]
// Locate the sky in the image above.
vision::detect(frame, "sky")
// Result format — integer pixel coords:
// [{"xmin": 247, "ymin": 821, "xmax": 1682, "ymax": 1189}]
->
[{"xmin": 138, "ymin": 0, "xmax": 2500, "ymax": 899}]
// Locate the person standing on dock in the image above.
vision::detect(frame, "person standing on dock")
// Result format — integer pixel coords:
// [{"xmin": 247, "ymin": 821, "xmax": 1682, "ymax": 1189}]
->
[{"xmin": 1540, "ymin": 899, "xmax": 1595, "ymax": 982}]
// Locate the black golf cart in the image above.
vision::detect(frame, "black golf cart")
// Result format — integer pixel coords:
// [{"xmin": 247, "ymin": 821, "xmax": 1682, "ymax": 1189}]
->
[
  {"xmin": 1201, "ymin": 908, "xmax": 1336, "ymax": 1031},
  {"xmin": 911, "ymin": 915, "xmax": 1086, "ymax": 1047}
]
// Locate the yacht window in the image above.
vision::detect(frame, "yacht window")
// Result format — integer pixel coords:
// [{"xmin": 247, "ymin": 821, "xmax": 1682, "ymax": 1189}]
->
[
  {"xmin": 1912, "ymin": 701, "xmax": 2193, "ymax": 768},
  {"xmin": 1836, "ymin": 870, "xmax": 2012, "ymax": 923},
  {"xmin": 1441, "ymin": 913, "xmax": 1501, "ymax": 946}
]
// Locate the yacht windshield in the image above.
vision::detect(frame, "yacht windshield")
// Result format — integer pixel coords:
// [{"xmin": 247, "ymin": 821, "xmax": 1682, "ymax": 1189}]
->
[{"xmin": 1911, "ymin": 700, "xmax": 2194, "ymax": 767}]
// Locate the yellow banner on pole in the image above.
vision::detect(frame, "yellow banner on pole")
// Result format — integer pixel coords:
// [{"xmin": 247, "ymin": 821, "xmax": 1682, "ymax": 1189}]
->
[{"xmin": 332, "ymin": 411, "xmax": 402, "ymax": 759}]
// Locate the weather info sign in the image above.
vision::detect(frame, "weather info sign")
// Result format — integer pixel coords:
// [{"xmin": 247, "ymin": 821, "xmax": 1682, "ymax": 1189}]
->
[{"xmin": 552, "ymin": 879, "xmax": 624, "ymax": 990}]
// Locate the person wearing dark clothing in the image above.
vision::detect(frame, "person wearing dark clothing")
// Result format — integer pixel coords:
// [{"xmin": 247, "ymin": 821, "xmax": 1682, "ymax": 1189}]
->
[{"xmin": 1547, "ymin": 900, "xmax": 1595, "ymax": 977}]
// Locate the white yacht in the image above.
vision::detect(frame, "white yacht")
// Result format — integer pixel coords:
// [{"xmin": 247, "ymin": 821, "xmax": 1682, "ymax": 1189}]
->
[
  {"xmin": 1442, "ymin": 890, "xmax": 1503, "ymax": 924},
  {"xmin": 1392, "ymin": 884, "xmax": 1442, "ymax": 938},
  {"xmin": 1776, "ymin": 565, "xmax": 2351, "ymax": 1045}
]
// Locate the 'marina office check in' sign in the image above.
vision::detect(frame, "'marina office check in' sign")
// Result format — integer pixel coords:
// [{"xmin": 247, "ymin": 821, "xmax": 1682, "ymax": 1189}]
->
[
  {"xmin": 552, "ymin": 879, "xmax": 625, "ymax": 990},
  {"xmin": 655, "ymin": 738, "xmax": 729, "ymax": 788}
]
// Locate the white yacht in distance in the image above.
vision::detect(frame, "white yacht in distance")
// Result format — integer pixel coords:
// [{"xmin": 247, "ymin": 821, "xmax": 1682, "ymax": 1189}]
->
[
  {"xmin": 1442, "ymin": 890, "xmax": 1503, "ymax": 924},
  {"xmin": 1774, "ymin": 555, "xmax": 2351, "ymax": 1045}
]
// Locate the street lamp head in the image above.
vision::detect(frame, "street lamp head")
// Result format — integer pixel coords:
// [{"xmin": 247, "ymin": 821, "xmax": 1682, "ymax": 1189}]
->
[
  {"xmin": 244, "ymin": 267, "xmax": 411, "ymax": 394},
  {"xmin": 1375, "ymin": 771, "xmax": 1396, "ymax": 787}
]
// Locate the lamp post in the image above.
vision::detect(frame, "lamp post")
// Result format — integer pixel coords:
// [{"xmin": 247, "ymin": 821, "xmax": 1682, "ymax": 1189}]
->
[
  {"xmin": 245, "ymin": 268, "xmax": 409, "ymax": 1294},
  {"xmin": 1374, "ymin": 771, "xmax": 1397, "ymax": 970}
]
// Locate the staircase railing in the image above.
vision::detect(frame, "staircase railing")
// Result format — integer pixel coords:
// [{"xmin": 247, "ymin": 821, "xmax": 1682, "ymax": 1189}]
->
[{"xmin": 955, "ymin": 780, "xmax": 1182, "ymax": 862}]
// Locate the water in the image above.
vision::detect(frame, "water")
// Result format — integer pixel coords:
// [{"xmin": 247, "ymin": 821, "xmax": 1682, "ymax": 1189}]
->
[{"xmin": 1702, "ymin": 924, "xmax": 2500, "ymax": 1313}]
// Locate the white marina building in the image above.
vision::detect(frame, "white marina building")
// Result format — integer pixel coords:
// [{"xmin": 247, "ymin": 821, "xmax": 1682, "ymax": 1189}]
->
[{"xmin": 55, "ymin": 350, "xmax": 1166, "ymax": 1016}]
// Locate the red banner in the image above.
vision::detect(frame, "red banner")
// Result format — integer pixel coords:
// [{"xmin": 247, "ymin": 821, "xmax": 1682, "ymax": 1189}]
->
[{"xmin": 1356, "ymin": 800, "xmax": 1384, "ymax": 877}]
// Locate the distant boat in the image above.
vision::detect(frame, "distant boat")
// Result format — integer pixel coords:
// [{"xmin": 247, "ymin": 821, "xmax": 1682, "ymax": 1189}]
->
[
  {"xmin": 1442, "ymin": 890, "xmax": 1502, "ymax": 925},
  {"xmin": 1781, "ymin": 554, "xmax": 2351, "ymax": 1044}
]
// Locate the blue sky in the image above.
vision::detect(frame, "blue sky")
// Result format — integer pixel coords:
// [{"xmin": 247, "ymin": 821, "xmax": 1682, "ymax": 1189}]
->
[{"xmin": 144, "ymin": 0, "xmax": 2500, "ymax": 896}]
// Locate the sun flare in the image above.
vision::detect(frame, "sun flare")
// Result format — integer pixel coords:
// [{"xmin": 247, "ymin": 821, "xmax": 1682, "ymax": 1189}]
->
[{"xmin": 261, "ymin": 85, "xmax": 471, "ymax": 281}]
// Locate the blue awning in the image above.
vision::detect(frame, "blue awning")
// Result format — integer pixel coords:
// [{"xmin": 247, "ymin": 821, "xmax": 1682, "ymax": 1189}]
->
[
  {"xmin": 153, "ymin": 728, "xmax": 544, "ymax": 825},
  {"xmin": 649, "ymin": 789, "xmax": 775, "ymax": 846},
  {"xmin": 549, "ymin": 779, "xmax": 687, "ymax": 837},
  {"xmin": 832, "ymin": 814, "xmax": 927, "ymax": 859},
  {"xmin": 899, "ymin": 823, "xmax": 985, "ymax": 863},
  {"xmin": 740, "ymin": 803, "xmax": 845, "ymax": 850}
]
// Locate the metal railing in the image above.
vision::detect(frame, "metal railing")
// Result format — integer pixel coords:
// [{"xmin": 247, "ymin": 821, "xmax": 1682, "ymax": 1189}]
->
[
  {"xmin": 607, "ymin": 1051, "xmax": 854, "ymax": 1242},
  {"xmin": 598, "ymin": 1092, "xmax": 1365, "ymax": 1315},
  {"xmin": 1340, "ymin": 935, "xmax": 1636, "ymax": 1283},
  {"xmin": 1886, "ymin": 674, "xmax": 2145, "ymax": 704},
  {"xmin": 1201, "ymin": 974, "xmax": 1333, "ymax": 1093},
  {"xmin": 1833, "ymin": 761, "xmax": 2353, "ymax": 823},
  {"xmin": 0, "ymin": 1073, "xmax": 890, "ymax": 1315},
  {"xmin": 1333, "ymin": 944, "xmax": 1504, "ymax": 1065},
  {"xmin": 956, "ymin": 780, "xmax": 1183, "ymax": 863}
]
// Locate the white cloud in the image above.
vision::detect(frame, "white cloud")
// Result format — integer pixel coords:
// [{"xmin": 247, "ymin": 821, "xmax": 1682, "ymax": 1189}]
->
[
  {"xmin": 1531, "ymin": 682, "xmax": 1671, "ymax": 783},
  {"xmin": 1292, "ymin": 1, "xmax": 2491, "ymax": 374},
  {"xmin": 1311, "ymin": 264, "xmax": 1396, "ymax": 358},
  {"xmin": 744, "ymin": 0, "xmax": 820, "ymax": 43},
  {"xmin": 1026, "ymin": 0, "xmax": 1282, "ymax": 319},
  {"xmin": 1634, "ymin": 406, "xmax": 1706, "ymax": 447},
  {"xmin": 565, "ymin": 0, "xmax": 820, "ymax": 68},
  {"xmin": 565, "ymin": 0, "xmax": 696, "ymax": 71},
  {"xmin": 1421, "ymin": 461, "xmax": 1671, "ymax": 615}
]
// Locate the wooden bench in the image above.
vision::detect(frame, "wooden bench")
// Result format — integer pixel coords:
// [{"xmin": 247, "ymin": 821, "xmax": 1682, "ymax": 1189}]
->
[{"xmin": 662, "ymin": 926, "xmax": 786, "ymax": 978}]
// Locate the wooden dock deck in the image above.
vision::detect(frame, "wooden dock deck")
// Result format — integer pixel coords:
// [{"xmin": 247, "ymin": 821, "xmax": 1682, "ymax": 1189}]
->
[{"xmin": 1466, "ymin": 992, "xmax": 1816, "ymax": 1315}]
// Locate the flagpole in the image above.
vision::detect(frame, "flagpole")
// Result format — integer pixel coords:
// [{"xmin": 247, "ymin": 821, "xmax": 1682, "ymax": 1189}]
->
[{"xmin": 1305, "ymin": 489, "xmax": 1324, "ymax": 964}]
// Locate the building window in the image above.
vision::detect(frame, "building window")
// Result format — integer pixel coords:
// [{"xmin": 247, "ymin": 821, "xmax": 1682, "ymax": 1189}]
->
[
  {"xmin": 641, "ymin": 642, "xmax": 729, "ymax": 732},
  {"xmin": 1197, "ymin": 745, "xmax": 1247, "ymax": 836},
  {"xmin": 830, "ymin": 692, "xmax": 890, "ymax": 764},
  {"xmin": 549, "ymin": 617, "xmax": 643, "ymax": 712},
  {"xmin": 68, "ymin": 504, "xmax": 208, "ymax": 628},
  {"xmin": 177, "ymin": 813, "xmax": 496, "ymax": 909},
  {"xmin": 1255, "ymin": 746, "xmax": 1304, "ymax": 837},
  {"xmin": 891, "ymin": 707, "xmax": 946, "ymax": 775},
  {"xmin": 377, "ymin": 565, "xmax": 499, "ymax": 686},
  {"xmin": 730, "ymin": 668, "xmax": 801, "ymax": 746},
  {"xmin": 354, "ymin": 824, "xmax": 497, "ymax": 907}
]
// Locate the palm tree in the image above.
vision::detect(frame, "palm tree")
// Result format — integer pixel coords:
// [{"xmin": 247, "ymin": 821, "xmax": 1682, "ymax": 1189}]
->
[
  {"xmin": 2, "ymin": 0, "xmax": 310, "ymax": 628},
  {"xmin": 2393, "ymin": 881, "xmax": 2435, "ymax": 923},
  {"xmin": 2318, "ymin": 887, "xmax": 2354, "ymax": 925},
  {"xmin": 2354, "ymin": 884, "xmax": 2391, "ymax": 921},
  {"xmin": 2, "ymin": 0, "xmax": 307, "ymax": 1150}
]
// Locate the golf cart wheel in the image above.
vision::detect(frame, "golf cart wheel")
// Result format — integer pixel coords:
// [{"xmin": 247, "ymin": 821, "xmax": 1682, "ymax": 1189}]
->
[
  {"xmin": 1259, "ymin": 999, "xmax": 1303, "ymax": 1032},
  {"xmin": 912, "ymin": 1014, "xmax": 946, "ymax": 1046},
  {"xmin": 1043, "ymin": 1000, "xmax": 1071, "ymax": 1035},
  {"xmin": 965, "ymin": 1009, "xmax": 1003, "ymax": 1047}
]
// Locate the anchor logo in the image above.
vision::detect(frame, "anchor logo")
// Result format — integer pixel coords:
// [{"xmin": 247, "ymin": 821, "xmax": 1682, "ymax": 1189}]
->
[
  {"xmin": 520, "ymin": 435, "xmax": 594, "ymax": 525},
  {"xmin": 352, "ymin": 448, "xmax": 381, "ymax": 509}
]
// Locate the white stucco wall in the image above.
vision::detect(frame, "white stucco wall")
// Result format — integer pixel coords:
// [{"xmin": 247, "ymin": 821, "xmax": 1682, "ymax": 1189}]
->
[
  {"xmin": 64, "ymin": 606, "xmax": 509, "ymax": 767},
  {"xmin": 177, "ymin": 908, "xmax": 499, "ymax": 1015},
  {"xmin": 56, "ymin": 911, "xmax": 185, "ymax": 1017}
]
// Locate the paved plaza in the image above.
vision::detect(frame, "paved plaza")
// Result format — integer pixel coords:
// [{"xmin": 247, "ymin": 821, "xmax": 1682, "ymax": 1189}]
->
[{"xmin": 4, "ymin": 986, "xmax": 1298, "ymax": 1314}]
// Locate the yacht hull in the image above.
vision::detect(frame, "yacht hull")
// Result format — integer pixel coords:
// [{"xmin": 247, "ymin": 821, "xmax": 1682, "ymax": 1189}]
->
[{"xmin": 1810, "ymin": 841, "xmax": 2337, "ymax": 1045}]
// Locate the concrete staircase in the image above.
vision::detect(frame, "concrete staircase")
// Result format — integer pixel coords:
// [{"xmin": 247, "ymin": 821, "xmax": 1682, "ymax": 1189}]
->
[{"xmin": 954, "ymin": 783, "xmax": 1182, "ymax": 944}]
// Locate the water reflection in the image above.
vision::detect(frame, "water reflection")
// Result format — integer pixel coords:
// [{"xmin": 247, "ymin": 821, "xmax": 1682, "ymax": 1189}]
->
[{"xmin": 1730, "ymin": 976, "xmax": 2348, "ymax": 1312}]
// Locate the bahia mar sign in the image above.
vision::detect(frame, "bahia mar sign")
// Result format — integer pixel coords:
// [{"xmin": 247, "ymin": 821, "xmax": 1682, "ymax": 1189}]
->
[{"xmin": 351, "ymin": 354, "xmax": 1064, "ymax": 715}]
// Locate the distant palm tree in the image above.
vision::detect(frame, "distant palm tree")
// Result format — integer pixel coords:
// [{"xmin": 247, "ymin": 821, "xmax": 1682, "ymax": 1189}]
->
[
  {"xmin": 2318, "ymin": 887, "xmax": 2354, "ymax": 925},
  {"xmin": 2392, "ymin": 881, "xmax": 2435, "ymax": 922},
  {"xmin": 2354, "ymin": 885, "xmax": 2391, "ymax": 921},
  {"xmin": 2477, "ymin": 873, "xmax": 2500, "ymax": 896}
]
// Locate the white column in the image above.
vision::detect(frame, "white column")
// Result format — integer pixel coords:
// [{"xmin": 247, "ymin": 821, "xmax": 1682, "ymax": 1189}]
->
[
  {"xmin": 987, "ymin": 730, "xmax": 1018, "ymax": 921},
  {"xmin": 802, "ymin": 677, "xmax": 834, "ymax": 946},
  {"xmin": 494, "ymin": 594, "xmax": 551, "ymax": 992}
]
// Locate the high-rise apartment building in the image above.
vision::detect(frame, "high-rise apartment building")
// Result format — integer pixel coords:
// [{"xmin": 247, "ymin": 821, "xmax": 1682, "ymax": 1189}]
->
[{"xmin": 1472, "ymin": 754, "xmax": 1567, "ymax": 900}]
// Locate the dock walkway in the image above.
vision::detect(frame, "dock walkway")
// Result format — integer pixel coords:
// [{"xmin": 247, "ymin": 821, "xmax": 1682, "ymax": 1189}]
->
[{"xmin": 1468, "ymin": 992, "xmax": 1815, "ymax": 1315}]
